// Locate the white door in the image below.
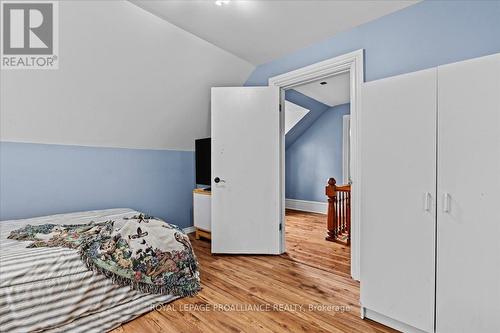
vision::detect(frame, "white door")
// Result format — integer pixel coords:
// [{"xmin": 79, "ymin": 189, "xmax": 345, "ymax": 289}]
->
[
  {"xmin": 436, "ymin": 53, "xmax": 500, "ymax": 333},
  {"xmin": 211, "ymin": 87, "xmax": 282, "ymax": 254},
  {"xmin": 360, "ymin": 68, "xmax": 437, "ymax": 333}
]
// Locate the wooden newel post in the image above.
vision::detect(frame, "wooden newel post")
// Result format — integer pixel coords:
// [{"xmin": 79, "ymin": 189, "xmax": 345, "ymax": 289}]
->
[{"xmin": 325, "ymin": 177, "xmax": 337, "ymax": 241}]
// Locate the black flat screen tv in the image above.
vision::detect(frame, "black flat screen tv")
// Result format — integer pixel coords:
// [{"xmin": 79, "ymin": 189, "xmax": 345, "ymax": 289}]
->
[{"xmin": 195, "ymin": 138, "xmax": 211, "ymax": 186}]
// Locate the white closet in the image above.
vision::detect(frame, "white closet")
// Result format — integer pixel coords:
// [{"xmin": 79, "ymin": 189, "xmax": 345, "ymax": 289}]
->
[{"xmin": 360, "ymin": 53, "xmax": 500, "ymax": 333}]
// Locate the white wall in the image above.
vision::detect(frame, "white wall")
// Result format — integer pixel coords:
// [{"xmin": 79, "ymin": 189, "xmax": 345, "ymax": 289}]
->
[{"xmin": 0, "ymin": 0, "xmax": 254, "ymax": 151}]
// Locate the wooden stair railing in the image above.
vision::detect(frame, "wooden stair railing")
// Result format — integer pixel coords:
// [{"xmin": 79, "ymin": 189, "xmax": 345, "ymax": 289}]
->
[{"xmin": 325, "ymin": 177, "xmax": 351, "ymax": 245}]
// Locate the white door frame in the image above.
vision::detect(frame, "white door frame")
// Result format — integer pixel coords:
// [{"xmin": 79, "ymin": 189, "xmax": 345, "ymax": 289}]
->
[
  {"xmin": 268, "ymin": 49, "xmax": 364, "ymax": 280},
  {"xmin": 342, "ymin": 114, "xmax": 351, "ymax": 185}
]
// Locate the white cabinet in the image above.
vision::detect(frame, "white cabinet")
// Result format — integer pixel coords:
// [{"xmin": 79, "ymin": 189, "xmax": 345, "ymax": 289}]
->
[
  {"xmin": 436, "ymin": 54, "xmax": 500, "ymax": 333},
  {"xmin": 193, "ymin": 189, "xmax": 211, "ymax": 239},
  {"xmin": 360, "ymin": 53, "xmax": 500, "ymax": 333},
  {"xmin": 361, "ymin": 68, "xmax": 437, "ymax": 333}
]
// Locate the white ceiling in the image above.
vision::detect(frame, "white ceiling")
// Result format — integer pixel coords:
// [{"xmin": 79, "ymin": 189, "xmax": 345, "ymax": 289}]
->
[
  {"xmin": 130, "ymin": 0, "xmax": 419, "ymax": 65},
  {"xmin": 294, "ymin": 73, "xmax": 350, "ymax": 107},
  {"xmin": 1, "ymin": 1, "xmax": 254, "ymax": 151}
]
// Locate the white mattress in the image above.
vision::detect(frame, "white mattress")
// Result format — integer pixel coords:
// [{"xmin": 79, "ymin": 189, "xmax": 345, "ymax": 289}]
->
[{"xmin": 0, "ymin": 208, "xmax": 178, "ymax": 333}]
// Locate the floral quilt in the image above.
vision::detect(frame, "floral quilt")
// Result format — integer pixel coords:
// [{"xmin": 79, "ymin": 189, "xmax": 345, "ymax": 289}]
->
[{"xmin": 7, "ymin": 213, "xmax": 200, "ymax": 297}]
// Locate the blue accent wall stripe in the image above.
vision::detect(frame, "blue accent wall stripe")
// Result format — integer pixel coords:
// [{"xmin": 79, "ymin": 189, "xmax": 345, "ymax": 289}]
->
[
  {"xmin": 0, "ymin": 142, "xmax": 195, "ymax": 228},
  {"xmin": 245, "ymin": 0, "xmax": 500, "ymax": 86}
]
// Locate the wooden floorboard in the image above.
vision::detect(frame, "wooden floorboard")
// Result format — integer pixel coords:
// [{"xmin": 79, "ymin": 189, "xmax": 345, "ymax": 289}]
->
[{"xmin": 112, "ymin": 210, "xmax": 396, "ymax": 333}]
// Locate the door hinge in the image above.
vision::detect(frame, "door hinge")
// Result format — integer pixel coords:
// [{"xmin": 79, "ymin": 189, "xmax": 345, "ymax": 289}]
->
[
  {"xmin": 279, "ymin": 223, "xmax": 282, "ymax": 231},
  {"xmin": 279, "ymin": 104, "xmax": 282, "ymax": 112}
]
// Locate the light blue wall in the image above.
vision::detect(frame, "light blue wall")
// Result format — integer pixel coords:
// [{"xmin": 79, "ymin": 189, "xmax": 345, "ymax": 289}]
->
[
  {"xmin": 286, "ymin": 104, "xmax": 350, "ymax": 202},
  {"xmin": 0, "ymin": 142, "xmax": 195, "ymax": 228},
  {"xmin": 285, "ymin": 89, "xmax": 330, "ymax": 147},
  {"xmin": 246, "ymin": 0, "xmax": 500, "ymax": 85}
]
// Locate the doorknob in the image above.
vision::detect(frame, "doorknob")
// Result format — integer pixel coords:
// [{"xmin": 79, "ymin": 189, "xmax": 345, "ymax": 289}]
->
[{"xmin": 214, "ymin": 177, "xmax": 225, "ymax": 184}]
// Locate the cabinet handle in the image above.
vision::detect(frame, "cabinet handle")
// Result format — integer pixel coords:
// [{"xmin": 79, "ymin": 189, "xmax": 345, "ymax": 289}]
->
[
  {"xmin": 443, "ymin": 193, "xmax": 451, "ymax": 213},
  {"xmin": 424, "ymin": 192, "xmax": 432, "ymax": 212}
]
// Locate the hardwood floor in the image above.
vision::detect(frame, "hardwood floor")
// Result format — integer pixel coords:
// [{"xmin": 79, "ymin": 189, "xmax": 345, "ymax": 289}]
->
[
  {"xmin": 113, "ymin": 210, "xmax": 396, "ymax": 333},
  {"xmin": 283, "ymin": 209, "xmax": 351, "ymax": 277}
]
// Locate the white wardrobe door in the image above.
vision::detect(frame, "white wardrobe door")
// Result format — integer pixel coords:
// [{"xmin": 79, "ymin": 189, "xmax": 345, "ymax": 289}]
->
[
  {"xmin": 361, "ymin": 68, "xmax": 437, "ymax": 332},
  {"xmin": 436, "ymin": 53, "xmax": 500, "ymax": 333}
]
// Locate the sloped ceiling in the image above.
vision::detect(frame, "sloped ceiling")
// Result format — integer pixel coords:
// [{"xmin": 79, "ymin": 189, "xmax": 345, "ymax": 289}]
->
[
  {"xmin": 1, "ymin": 0, "xmax": 420, "ymax": 151},
  {"xmin": 130, "ymin": 0, "xmax": 419, "ymax": 65},
  {"xmin": 1, "ymin": 1, "xmax": 255, "ymax": 151}
]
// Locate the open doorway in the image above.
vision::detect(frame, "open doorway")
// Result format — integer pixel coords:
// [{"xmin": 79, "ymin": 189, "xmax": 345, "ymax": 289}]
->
[
  {"xmin": 282, "ymin": 74, "xmax": 352, "ymax": 275},
  {"xmin": 269, "ymin": 50, "xmax": 364, "ymax": 280}
]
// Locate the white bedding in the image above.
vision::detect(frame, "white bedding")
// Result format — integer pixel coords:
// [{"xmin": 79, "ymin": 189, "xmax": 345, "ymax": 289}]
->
[{"xmin": 0, "ymin": 208, "xmax": 178, "ymax": 333}]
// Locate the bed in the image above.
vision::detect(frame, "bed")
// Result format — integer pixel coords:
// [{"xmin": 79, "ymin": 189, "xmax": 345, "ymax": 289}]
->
[{"xmin": 0, "ymin": 208, "xmax": 187, "ymax": 333}]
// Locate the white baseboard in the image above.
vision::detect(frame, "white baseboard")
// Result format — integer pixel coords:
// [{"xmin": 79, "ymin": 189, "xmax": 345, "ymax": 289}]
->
[
  {"xmin": 285, "ymin": 198, "xmax": 327, "ymax": 214},
  {"xmin": 363, "ymin": 308, "xmax": 428, "ymax": 333},
  {"xmin": 183, "ymin": 226, "xmax": 196, "ymax": 234}
]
